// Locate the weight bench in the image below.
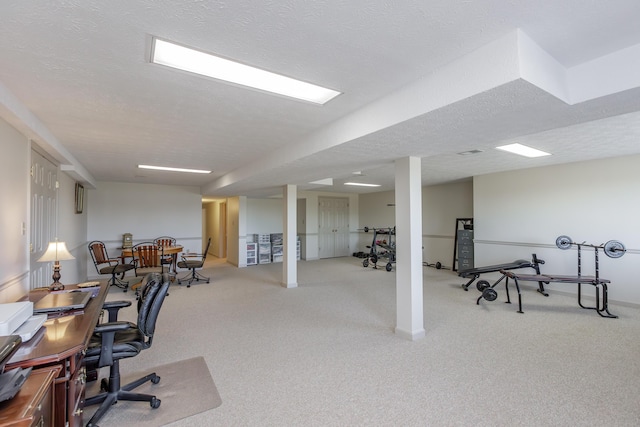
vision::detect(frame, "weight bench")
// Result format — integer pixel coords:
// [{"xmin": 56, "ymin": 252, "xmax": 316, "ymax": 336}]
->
[
  {"xmin": 497, "ymin": 271, "xmax": 617, "ymax": 318},
  {"xmin": 459, "ymin": 254, "xmax": 545, "ymax": 291}
]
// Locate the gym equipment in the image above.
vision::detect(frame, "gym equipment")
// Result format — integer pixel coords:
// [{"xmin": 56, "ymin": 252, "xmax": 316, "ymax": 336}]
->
[
  {"xmin": 487, "ymin": 236, "xmax": 624, "ymax": 318},
  {"xmin": 475, "ymin": 280, "xmax": 498, "ymax": 302},
  {"xmin": 555, "ymin": 235, "xmax": 626, "ymax": 259},
  {"xmin": 362, "ymin": 227, "xmax": 396, "ymax": 272},
  {"xmin": 423, "ymin": 261, "xmax": 450, "ymax": 270},
  {"xmin": 459, "ymin": 254, "xmax": 546, "ymax": 291}
]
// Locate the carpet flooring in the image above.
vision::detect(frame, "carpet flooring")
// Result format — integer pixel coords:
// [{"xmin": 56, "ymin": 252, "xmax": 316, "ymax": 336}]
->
[{"xmin": 97, "ymin": 256, "xmax": 640, "ymax": 426}]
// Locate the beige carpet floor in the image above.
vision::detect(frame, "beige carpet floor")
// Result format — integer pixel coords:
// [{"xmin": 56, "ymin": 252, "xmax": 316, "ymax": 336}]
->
[
  {"xmin": 83, "ymin": 356, "xmax": 221, "ymax": 426},
  {"xmin": 98, "ymin": 256, "xmax": 640, "ymax": 426}
]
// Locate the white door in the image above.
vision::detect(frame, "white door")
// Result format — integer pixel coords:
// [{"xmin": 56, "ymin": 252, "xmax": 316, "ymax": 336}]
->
[
  {"xmin": 30, "ymin": 150, "xmax": 58, "ymax": 288},
  {"xmin": 318, "ymin": 197, "xmax": 349, "ymax": 258}
]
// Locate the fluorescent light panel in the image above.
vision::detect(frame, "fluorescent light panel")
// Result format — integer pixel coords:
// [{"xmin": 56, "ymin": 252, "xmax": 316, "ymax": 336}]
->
[
  {"xmin": 496, "ymin": 143, "xmax": 551, "ymax": 158},
  {"xmin": 138, "ymin": 164, "xmax": 211, "ymax": 174},
  {"xmin": 151, "ymin": 38, "xmax": 341, "ymax": 104},
  {"xmin": 344, "ymin": 182, "xmax": 380, "ymax": 187}
]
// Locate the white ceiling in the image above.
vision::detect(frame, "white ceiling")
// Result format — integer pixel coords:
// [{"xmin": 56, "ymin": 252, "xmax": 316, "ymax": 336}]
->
[{"xmin": 2, "ymin": 1, "xmax": 640, "ymax": 198}]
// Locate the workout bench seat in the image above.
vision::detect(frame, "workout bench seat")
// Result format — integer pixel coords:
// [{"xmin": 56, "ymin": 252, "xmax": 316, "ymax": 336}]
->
[
  {"xmin": 459, "ymin": 254, "xmax": 544, "ymax": 291},
  {"xmin": 499, "ymin": 270, "xmax": 616, "ymax": 318}
]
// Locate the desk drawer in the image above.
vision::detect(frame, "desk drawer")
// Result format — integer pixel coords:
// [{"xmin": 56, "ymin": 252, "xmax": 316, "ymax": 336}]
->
[{"xmin": 68, "ymin": 364, "xmax": 86, "ymax": 427}]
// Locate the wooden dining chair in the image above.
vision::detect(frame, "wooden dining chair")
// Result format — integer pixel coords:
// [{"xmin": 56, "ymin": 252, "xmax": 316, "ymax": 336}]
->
[
  {"xmin": 153, "ymin": 236, "xmax": 176, "ymax": 269},
  {"xmin": 88, "ymin": 240, "xmax": 134, "ymax": 291},
  {"xmin": 132, "ymin": 243, "xmax": 169, "ymax": 277}
]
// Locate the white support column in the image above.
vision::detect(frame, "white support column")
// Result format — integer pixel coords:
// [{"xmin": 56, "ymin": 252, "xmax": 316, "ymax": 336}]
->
[
  {"xmin": 282, "ymin": 184, "xmax": 298, "ymax": 288},
  {"xmin": 394, "ymin": 156, "xmax": 425, "ymax": 340}
]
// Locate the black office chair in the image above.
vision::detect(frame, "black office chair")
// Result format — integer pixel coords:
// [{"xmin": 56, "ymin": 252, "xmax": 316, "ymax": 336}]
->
[
  {"xmin": 177, "ymin": 237, "xmax": 211, "ymax": 287},
  {"xmin": 84, "ymin": 273, "xmax": 171, "ymax": 427},
  {"xmin": 88, "ymin": 240, "xmax": 134, "ymax": 291}
]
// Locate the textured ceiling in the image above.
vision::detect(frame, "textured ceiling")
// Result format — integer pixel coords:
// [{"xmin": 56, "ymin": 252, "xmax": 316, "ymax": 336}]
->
[{"xmin": 1, "ymin": 1, "xmax": 640, "ymax": 197}]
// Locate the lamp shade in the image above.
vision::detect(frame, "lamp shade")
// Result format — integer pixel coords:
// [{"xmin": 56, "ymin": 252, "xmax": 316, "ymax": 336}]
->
[{"xmin": 37, "ymin": 241, "xmax": 75, "ymax": 262}]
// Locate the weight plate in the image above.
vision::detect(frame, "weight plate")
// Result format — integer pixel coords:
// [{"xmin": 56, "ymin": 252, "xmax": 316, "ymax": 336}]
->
[
  {"xmin": 555, "ymin": 235, "xmax": 572, "ymax": 250},
  {"xmin": 483, "ymin": 288, "xmax": 498, "ymax": 302},
  {"xmin": 476, "ymin": 280, "xmax": 490, "ymax": 292},
  {"xmin": 386, "ymin": 263, "xmax": 393, "ymax": 272},
  {"xmin": 604, "ymin": 240, "xmax": 626, "ymax": 258}
]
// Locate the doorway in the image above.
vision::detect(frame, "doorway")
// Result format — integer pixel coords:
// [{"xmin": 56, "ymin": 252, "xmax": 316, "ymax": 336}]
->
[
  {"xmin": 318, "ymin": 197, "xmax": 350, "ymax": 258},
  {"xmin": 30, "ymin": 149, "xmax": 58, "ymax": 287}
]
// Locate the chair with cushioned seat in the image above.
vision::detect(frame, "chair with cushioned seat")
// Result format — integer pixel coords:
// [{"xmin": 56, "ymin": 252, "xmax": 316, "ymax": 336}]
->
[
  {"xmin": 84, "ymin": 273, "xmax": 171, "ymax": 427},
  {"xmin": 88, "ymin": 240, "xmax": 134, "ymax": 291},
  {"xmin": 177, "ymin": 237, "xmax": 211, "ymax": 287}
]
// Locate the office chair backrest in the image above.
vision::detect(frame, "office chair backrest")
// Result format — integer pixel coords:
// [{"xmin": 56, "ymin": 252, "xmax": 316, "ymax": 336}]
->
[{"xmin": 136, "ymin": 273, "xmax": 170, "ymax": 345}]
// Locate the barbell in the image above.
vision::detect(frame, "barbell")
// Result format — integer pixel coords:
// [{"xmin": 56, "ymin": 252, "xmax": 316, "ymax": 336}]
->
[
  {"xmin": 476, "ymin": 280, "xmax": 498, "ymax": 302},
  {"xmin": 555, "ymin": 235, "xmax": 626, "ymax": 258}
]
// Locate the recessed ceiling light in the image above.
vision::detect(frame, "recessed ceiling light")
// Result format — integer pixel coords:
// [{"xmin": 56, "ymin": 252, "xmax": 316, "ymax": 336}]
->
[
  {"xmin": 151, "ymin": 38, "xmax": 341, "ymax": 105},
  {"xmin": 309, "ymin": 178, "xmax": 333, "ymax": 186},
  {"xmin": 138, "ymin": 165, "xmax": 211, "ymax": 174},
  {"xmin": 495, "ymin": 143, "xmax": 551, "ymax": 158},
  {"xmin": 344, "ymin": 182, "xmax": 381, "ymax": 187}
]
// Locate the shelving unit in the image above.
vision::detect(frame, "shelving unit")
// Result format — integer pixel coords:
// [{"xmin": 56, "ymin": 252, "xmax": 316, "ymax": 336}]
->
[
  {"xmin": 246, "ymin": 242, "xmax": 257, "ymax": 265},
  {"xmin": 258, "ymin": 234, "xmax": 271, "ymax": 264},
  {"xmin": 246, "ymin": 233, "xmax": 301, "ymax": 265},
  {"xmin": 452, "ymin": 218, "xmax": 474, "ymax": 272}
]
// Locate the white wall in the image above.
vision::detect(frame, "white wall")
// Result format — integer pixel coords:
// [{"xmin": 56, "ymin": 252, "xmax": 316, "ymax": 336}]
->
[
  {"xmin": 474, "ymin": 155, "xmax": 640, "ymax": 305},
  {"xmin": 86, "ymin": 181, "xmax": 202, "ymax": 279},
  {"xmin": 0, "ymin": 117, "xmax": 30, "ymax": 302},
  {"xmin": 247, "ymin": 198, "xmax": 284, "ymax": 235},
  {"xmin": 57, "ymin": 171, "xmax": 88, "ymax": 284},
  {"xmin": 423, "ymin": 181, "xmax": 473, "ymax": 267}
]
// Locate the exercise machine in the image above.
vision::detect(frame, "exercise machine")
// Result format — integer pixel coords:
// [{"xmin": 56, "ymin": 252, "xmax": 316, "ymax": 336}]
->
[
  {"xmin": 459, "ymin": 254, "xmax": 545, "ymax": 292},
  {"xmin": 361, "ymin": 227, "xmax": 396, "ymax": 272},
  {"xmin": 486, "ymin": 236, "xmax": 625, "ymax": 318}
]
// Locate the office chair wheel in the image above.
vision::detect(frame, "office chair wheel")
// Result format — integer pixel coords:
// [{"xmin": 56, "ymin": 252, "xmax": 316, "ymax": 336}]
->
[
  {"xmin": 151, "ymin": 374, "xmax": 161, "ymax": 384},
  {"xmin": 151, "ymin": 397, "xmax": 161, "ymax": 408},
  {"xmin": 100, "ymin": 378, "xmax": 109, "ymax": 392}
]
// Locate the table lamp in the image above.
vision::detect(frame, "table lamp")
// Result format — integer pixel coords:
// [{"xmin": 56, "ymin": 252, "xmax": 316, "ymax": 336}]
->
[{"xmin": 37, "ymin": 240, "xmax": 75, "ymax": 291}]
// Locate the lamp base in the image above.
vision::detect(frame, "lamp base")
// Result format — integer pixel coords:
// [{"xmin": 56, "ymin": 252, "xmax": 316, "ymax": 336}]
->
[
  {"xmin": 49, "ymin": 264, "xmax": 65, "ymax": 291},
  {"xmin": 49, "ymin": 281, "xmax": 65, "ymax": 292}
]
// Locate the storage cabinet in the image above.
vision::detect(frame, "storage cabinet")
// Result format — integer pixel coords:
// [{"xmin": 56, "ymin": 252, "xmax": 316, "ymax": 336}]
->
[
  {"xmin": 246, "ymin": 234, "xmax": 301, "ymax": 265},
  {"xmin": 258, "ymin": 234, "xmax": 271, "ymax": 264},
  {"xmin": 0, "ymin": 367, "xmax": 58, "ymax": 427},
  {"xmin": 246, "ymin": 242, "xmax": 257, "ymax": 265},
  {"xmin": 453, "ymin": 218, "xmax": 474, "ymax": 271}
]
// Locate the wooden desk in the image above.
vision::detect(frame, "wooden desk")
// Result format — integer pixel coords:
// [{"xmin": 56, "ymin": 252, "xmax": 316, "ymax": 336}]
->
[{"xmin": 4, "ymin": 283, "xmax": 109, "ymax": 427}]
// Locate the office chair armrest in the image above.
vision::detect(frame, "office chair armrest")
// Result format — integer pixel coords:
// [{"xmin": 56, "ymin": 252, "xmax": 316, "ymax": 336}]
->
[
  {"xmin": 93, "ymin": 321, "xmax": 131, "ymax": 367},
  {"xmin": 93, "ymin": 321, "xmax": 131, "ymax": 334},
  {"xmin": 102, "ymin": 300, "xmax": 132, "ymax": 322}
]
